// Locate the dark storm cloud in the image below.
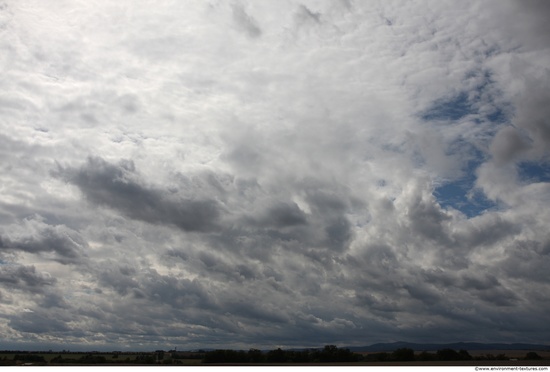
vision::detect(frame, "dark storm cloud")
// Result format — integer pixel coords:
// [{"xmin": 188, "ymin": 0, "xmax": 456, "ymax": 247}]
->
[
  {"xmin": 166, "ymin": 248, "xmax": 189, "ymax": 261},
  {"xmin": 39, "ymin": 292, "xmax": 69, "ymax": 309},
  {"xmin": 421, "ymin": 270, "xmax": 516, "ymax": 306},
  {"xmin": 421, "ymin": 268, "xmax": 456, "ymax": 287},
  {"xmin": 9, "ymin": 310, "xmax": 73, "ymax": 334},
  {"xmin": 0, "ymin": 221, "xmax": 87, "ymax": 265},
  {"xmin": 0, "ymin": 264, "xmax": 56, "ymax": 293},
  {"xmin": 55, "ymin": 157, "xmax": 221, "ymax": 232},
  {"xmin": 268, "ymin": 202, "xmax": 307, "ymax": 227},
  {"xmin": 97, "ymin": 263, "xmax": 140, "ymax": 297},
  {"xmin": 95, "ymin": 270, "xmax": 298, "ymax": 342},
  {"xmin": 460, "ymin": 273, "xmax": 500, "ymax": 291},
  {"xmin": 207, "ymin": 177, "xmax": 357, "ymax": 264},
  {"xmin": 102, "ymin": 264, "xmax": 219, "ymax": 312},
  {"xmin": 458, "ymin": 273, "xmax": 519, "ymax": 307},
  {"xmin": 224, "ymin": 299, "xmax": 290, "ymax": 324},
  {"xmin": 304, "ymin": 188, "xmax": 349, "ymax": 213},
  {"xmin": 354, "ymin": 291, "xmax": 400, "ymax": 316},
  {"xmin": 476, "ymin": 287, "xmax": 519, "ymax": 307},
  {"xmin": 324, "ymin": 216, "xmax": 352, "ymax": 251},
  {"xmin": 403, "ymin": 282, "xmax": 441, "ymax": 306},
  {"xmin": 253, "ymin": 202, "xmax": 308, "ymax": 228},
  {"xmin": 500, "ymin": 239, "xmax": 550, "ymax": 284}
]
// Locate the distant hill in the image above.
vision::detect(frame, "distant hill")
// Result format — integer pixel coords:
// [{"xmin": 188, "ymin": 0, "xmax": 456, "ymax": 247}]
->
[{"xmin": 347, "ymin": 342, "xmax": 550, "ymax": 352}]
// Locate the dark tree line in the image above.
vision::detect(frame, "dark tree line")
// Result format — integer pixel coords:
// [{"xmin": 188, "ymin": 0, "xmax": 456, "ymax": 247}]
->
[
  {"xmin": 3, "ymin": 348, "xmax": 544, "ymax": 365},
  {"xmin": 51, "ymin": 354, "xmax": 109, "ymax": 364},
  {"xmin": 365, "ymin": 348, "xmax": 474, "ymax": 362},
  {"xmin": 203, "ymin": 345, "xmax": 360, "ymax": 363},
  {"xmin": 12, "ymin": 354, "xmax": 46, "ymax": 363},
  {"xmin": 204, "ymin": 346, "xmax": 545, "ymax": 364},
  {"xmin": 50, "ymin": 353, "xmax": 155, "ymax": 364}
]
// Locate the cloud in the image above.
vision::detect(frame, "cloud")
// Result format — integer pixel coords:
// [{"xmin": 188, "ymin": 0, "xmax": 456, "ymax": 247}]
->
[
  {"xmin": 0, "ymin": 264, "xmax": 56, "ymax": 294},
  {"xmin": 0, "ymin": 217, "xmax": 88, "ymax": 265},
  {"xmin": 512, "ymin": 0, "xmax": 550, "ymax": 49},
  {"xmin": 490, "ymin": 126, "xmax": 531, "ymax": 165},
  {"xmin": 262, "ymin": 202, "xmax": 308, "ymax": 227},
  {"xmin": 1, "ymin": 0, "xmax": 550, "ymax": 351},
  {"xmin": 55, "ymin": 157, "xmax": 222, "ymax": 232},
  {"xmin": 514, "ymin": 76, "xmax": 550, "ymax": 156},
  {"xmin": 231, "ymin": 3, "xmax": 262, "ymax": 38}
]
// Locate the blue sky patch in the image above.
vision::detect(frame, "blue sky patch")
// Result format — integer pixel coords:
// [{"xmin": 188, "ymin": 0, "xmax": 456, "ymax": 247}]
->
[
  {"xmin": 434, "ymin": 180, "xmax": 496, "ymax": 218},
  {"xmin": 421, "ymin": 92, "xmax": 471, "ymax": 121},
  {"xmin": 421, "ymin": 70, "xmax": 510, "ymax": 125},
  {"xmin": 424, "ymin": 71, "xmax": 511, "ymax": 217},
  {"xmin": 486, "ymin": 106, "xmax": 507, "ymax": 124},
  {"xmin": 433, "ymin": 153, "xmax": 496, "ymax": 218},
  {"xmin": 518, "ymin": 161, "xmax": 550, "ymax": 183},
  {"xmin": 438, "ymin": 160, "xmax": 550, "ymax": 217}
]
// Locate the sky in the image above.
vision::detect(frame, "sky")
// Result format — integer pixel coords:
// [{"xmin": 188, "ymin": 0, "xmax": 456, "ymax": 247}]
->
[{"xmin": 1, "ymin": 0, "xmax": 550, "ymax": 352}]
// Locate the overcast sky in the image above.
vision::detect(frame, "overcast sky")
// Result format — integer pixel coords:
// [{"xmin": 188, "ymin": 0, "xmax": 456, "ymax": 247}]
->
[{"xmin": 1, "ymin": 0, "xmax": 550, "ymax": 351}]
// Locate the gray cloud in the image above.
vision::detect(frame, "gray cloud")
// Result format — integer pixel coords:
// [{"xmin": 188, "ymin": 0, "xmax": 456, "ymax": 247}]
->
[
  {"xmin": 453, "ymin": 214, "xmax": 520, "ymax": 249},
  {"xmin": 514, "ymin": 76, "xmax": 550, "ymax": 155},
  {"xmin": 295, "ymin": 4, "xmax": 322, "ymax": 25},
  {"xmin": 241, "ymin": 201, "xmax": 308, "ymax": 229},
  {"xmin": 231, "ymin": 3, "xmax": 262, "ymax": 38},
  {"xmin": 490, "ymin": 126, "xmax": 531, "ymax": 165},
  {"xmin": 10, "ymin": 311, "xmax": 73, "ymax": 334},
  {"xmin": 489, "ymin": 75, "xmax": 550, "ymax": 166},
  {"xmin": 1, "ymin": 0, "xmax": 550, "ymax": 351},
  {"xmin": 0, "ymin": 264, "xmax": 56, "ymax": 293},
  {"xmin": 513, "ymin": 0, "xmax": 550, "ymax": 49},
  {"xmin": 500, "ymin": 239, "xmax": 550, "ymax": 284},
  {"xmin": 263, "ymin": 202, "xmax": 308, "ymax": 227},
  {"xmin": 406, "ymin": 187, "xmax": 452, "ymax": 244},
  {"xmin": 56, "ymin": 157, "xmax": 222, "ymax": 232},
  {"xmin": 0, "ymin": 218, "xmax": 88, "ymax": 265}
]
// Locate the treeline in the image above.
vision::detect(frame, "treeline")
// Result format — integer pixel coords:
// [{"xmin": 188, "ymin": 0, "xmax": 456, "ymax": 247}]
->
[
  {"xmin": 50, "ymin": 354, "xmax": 159, "ymax": 365},
  {"xmin": 12, "ymin": 354, "xmax": 46, "ymax": 363},
  {"xmin": 9, "ymin": 353, "xmax": 158, "ymax": 365},
  {"xmin": 204, "ymin": 345, "xmax": 360, "ymax": 363},
  {"xmin": 203, "ymin": 346, "xmax": 545, "ymax": 364},
  {"xmin": 365, "ymin": 348, "xmax": 544, "ymax": 362},
  {"xmin": 3, "ymin": 348, "xmax": 544, "ymax": 365},
  {"xmin": 365, "ymin": 348, "xmax": 472, "ymax": 362}
]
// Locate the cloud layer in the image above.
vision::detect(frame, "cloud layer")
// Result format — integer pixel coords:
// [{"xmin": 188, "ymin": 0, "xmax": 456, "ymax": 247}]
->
[{"xmin": 1, "ymin": 0, "xmax": 549, "ymax": 350}]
